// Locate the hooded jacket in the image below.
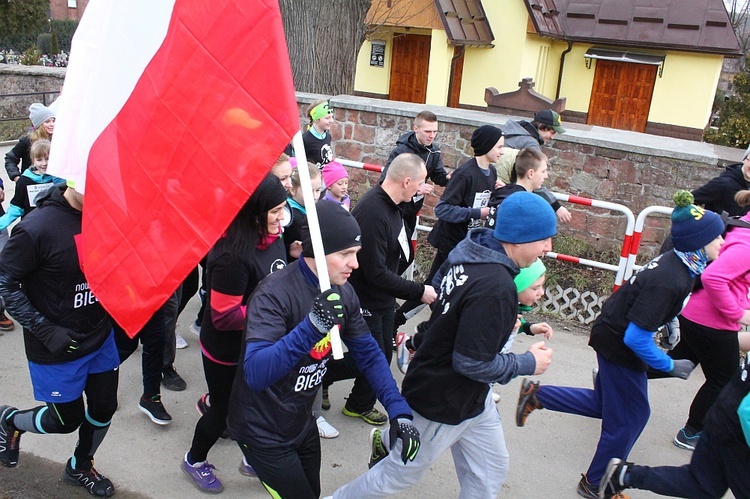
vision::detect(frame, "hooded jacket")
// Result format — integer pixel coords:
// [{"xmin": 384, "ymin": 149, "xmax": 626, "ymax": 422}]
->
[
  {"xmin": 402, "ymin": 228, "xmax": 537, "ymax": 424},
  {"xmin": 681, "ymin": 212, "xmax": 750, "ymax": 331},
  {"xmin": 502, "ymin": 119, "xmax": 543, "ymax": 150},
  {"xmin": 380, "ymin": 131, "xmax": 448, "ymax": 187},
  {"xmin": 0, "ymin": 185, "xmax": 111, "ymax": 364},
  {"xmin": 692, "ymin": 163, "xmax": 750, "ymax": 217}
]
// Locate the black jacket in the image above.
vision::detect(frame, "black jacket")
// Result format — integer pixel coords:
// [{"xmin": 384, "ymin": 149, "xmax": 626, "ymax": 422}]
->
[
  {"xmin": 4, "ymin": 136, "xmax": 32, "ymax": 181},
  {"xmin": 349, "ymin": 185, "xmax": 424, "ymax": 310},
  {"xmin": 380, "ymin": 131, "xmax": 448, "ymax": 187},
  {"xmin": 692, "ymin": 163, "xmax": 750, "ymax": 217}
]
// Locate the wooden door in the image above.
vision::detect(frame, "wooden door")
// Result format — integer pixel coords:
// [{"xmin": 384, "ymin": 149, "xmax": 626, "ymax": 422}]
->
[
  {"xmin": 587, "ymin": 60, "xmax": 657, "ymax": 132},
  {"xmin": 389, "ymin": 34, "xmax": 431, "ymax": 103}
]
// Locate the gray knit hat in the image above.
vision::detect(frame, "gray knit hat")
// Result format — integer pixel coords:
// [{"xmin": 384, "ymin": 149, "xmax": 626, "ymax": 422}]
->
[{"xmin": 29, "ymin": 103, "xmax": 55, "ymax": 129}]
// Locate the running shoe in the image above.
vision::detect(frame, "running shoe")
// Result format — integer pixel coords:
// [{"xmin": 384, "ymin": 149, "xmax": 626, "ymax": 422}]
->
[
  {"xmin": 368, "ymin": 428, "xmax": 388, "ymax": 469},
  {"xmin": 673, "ymin": 426, "xmax": 701, "ymax": 451},
  {"xmin": 181, "ymin": 454, "xmax": 223, "ymax": 494},
  {"xmin": 196, "ymin": 394, "xmax": 229, "ymax": 439},
  {"xmin": 577, "ymin": 473, "xmax": 600, "ymax": 499},
  {"xmin": 161, "ymin": 366, "xmax": 187, "ymax": 392},
  {"xmin": 238, "ymin": 456, "xmax": 257, "ymax": 478},
  {"xmin": 316, "ymin": 416, "xmax": 339, "ymax": 439},
  {"xmin": 599, "ymin": 458, "xmax": 632, "ymax": 499},
  {"xmin": 138, "ymin": 395, "xmax": 172, "ymax": 425},
  {"xmin": 515, "ymin": 378, "xmax": 542, "ymax": 427},
  {"xmin": 64, "ymin": 458, "xmax": 115, "ymax": 497},
  {"xmin": 342, "ymin": 406, "xmax": 387, "ymax": 426},
  {"xmin": 321, "ymin": 387, "xmax": 331, "ymax": 411},
  {"xmin": 190, "ymin": 320, "xmax": 201, "ymax": 336},
  {"xmin": 395, "ymin": 332, "xmax": 414, "ymax": 375},
  {"xmin": 175, "ymin": 332, "xmax": 189, "ymax": 349},
  {"xmin": 0, "ymin": 405, "xmax": 21, "ymax": 467}
]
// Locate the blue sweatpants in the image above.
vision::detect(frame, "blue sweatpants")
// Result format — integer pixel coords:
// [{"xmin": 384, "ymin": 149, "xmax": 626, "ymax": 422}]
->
[{"xmin": 536, "ymin": 354, "xmax": 650, "ymax": 486}]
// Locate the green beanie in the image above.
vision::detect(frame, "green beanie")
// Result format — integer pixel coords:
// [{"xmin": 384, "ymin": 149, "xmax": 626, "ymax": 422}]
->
[{"xmin": 515, "ymin": 258, "xmax": 546, "ymax": 292}]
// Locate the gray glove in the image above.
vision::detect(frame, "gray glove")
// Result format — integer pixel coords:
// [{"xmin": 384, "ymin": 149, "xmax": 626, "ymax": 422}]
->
[
  {"xmin": 308, "ymin": 289, "xmax": 344, "ymax": 334},
  {"xmin": 33, "ymin": 321, "xmax": 86, "ymax": 355},
  {"xmin": 668, "ymin": 359, "xmax": 696, "ymax": 380},
  {"xmin": 658, "ymin": 317, "xmax": 681, "ymax": 350},
  {"xmin": 389, "ymin": 416, "xmax": 420, "ymax": 465}
]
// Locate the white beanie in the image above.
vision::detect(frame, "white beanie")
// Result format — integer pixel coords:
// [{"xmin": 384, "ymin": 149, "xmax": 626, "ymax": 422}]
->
[{"xmin": 29, "ymin": 103, "xmax": 55, "ymax": 129}]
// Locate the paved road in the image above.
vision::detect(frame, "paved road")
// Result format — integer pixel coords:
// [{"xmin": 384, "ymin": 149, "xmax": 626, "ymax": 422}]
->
[{"xmin": 0, "ymin": 144, "xmax": 733, "ymax": 498}]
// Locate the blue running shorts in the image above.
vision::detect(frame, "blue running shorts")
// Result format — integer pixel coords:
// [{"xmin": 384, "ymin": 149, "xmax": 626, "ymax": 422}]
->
[{"xmin": 28, "ymin": 330, "xmax": 118, "ymax": 403}]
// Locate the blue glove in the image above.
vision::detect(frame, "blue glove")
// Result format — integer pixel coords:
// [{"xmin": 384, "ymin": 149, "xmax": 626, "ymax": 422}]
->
[{"xmin": 389, "ymin": 416, "xmax": 420, "ymax": 465}]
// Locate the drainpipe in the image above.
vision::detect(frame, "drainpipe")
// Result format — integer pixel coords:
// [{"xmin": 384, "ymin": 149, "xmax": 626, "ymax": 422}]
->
[
  {"xmin": 556, "ymin": 40, "xmax": 573, "ymax": 100},
  {"xmin": 446, "ymin": 45, "xmax": 465, "ymax": 107}
]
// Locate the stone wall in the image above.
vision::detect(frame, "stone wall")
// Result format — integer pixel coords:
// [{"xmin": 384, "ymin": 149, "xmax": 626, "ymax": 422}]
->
[
  {"xmin": 294, "ymin": 92, "xmax": 745, "ymax": 261},
  {"xmin": 0, "ymin": 65, "xmax": 65, "ymax": 126}
]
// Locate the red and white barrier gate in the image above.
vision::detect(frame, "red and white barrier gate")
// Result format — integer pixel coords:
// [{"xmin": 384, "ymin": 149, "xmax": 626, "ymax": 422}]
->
[
  {"xmin": 551, "ymin": 193, "xmax": 635, "ymax": 291},
  {"xmin": 625, "ymin": 205, "xmax": 673, "ymax": 279}
]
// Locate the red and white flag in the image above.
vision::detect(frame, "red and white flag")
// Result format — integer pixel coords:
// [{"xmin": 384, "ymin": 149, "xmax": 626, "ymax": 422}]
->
[{"xmin": 49, "ymin": 0, "xmax": 299, "ymax": 336}]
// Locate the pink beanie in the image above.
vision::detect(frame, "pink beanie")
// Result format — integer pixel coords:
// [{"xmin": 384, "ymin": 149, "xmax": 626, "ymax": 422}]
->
[{"xmin": 322, "ymin": 161, "xmax": 348, "ymax": 186}]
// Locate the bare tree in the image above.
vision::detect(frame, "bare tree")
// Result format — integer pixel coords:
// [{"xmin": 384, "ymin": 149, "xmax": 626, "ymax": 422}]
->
[
  {"xmin": 279, "ymin": 0, "xmax": 372, "ymax": 95},
  {"xmin": 727, "ymin": 0, "xmax": 750, "ymax": 56}
]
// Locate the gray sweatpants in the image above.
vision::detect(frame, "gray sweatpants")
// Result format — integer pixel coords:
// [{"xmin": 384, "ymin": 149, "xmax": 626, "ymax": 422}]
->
[{"xmin": 333, "ymin": 391, "xmax": 509, "ymax": 499}]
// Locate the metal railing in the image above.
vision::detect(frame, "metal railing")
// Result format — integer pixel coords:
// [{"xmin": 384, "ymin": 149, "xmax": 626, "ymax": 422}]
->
[{"xmin": 0, "ymin": 91, "xmax": 61, "ymax": 123}]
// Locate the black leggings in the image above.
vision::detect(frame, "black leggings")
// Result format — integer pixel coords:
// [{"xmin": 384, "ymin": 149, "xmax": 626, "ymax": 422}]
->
[
  {"xmin": 115, "ymin": 305, "xmax": 167, "ymax": 398},
  {"xmin": 188, "ymin": 355, "xmax": 236, "ymax": 462},
  {"xmin": 10, "ymin": 368, "xmax": 119, "ymax": 466},
  {"xmin": 238, "ymin": 424, "xmax": 321, "ymax": 499},
  {"xmin": 670, "ymin": 316, "xmax": 740, "ymax": 431}
]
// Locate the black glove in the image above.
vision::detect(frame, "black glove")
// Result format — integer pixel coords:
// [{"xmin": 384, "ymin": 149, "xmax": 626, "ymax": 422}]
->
[
  {"xmin": 657, "ymin": 317, "xmax": 681, "ymax": 350},
  {"xmin": 389, "ymin": 416, "xmax": 420, "ymax": 465},
  {"xmin": 308, "ymin": 289, "xmax": 344, "ymax": 334},
  {"xmin": 33, "ymin": 321, "xmax": 86, "ymax": 355},
  {"xmin": 668, "ymin": 359, "xmax": 696, "ymax": 380}
]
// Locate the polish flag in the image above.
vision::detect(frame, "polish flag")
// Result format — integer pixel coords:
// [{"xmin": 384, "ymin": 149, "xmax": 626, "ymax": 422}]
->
[{"xmin": 48, "ymin": 1, "xmax": 299, "ymax": 336}]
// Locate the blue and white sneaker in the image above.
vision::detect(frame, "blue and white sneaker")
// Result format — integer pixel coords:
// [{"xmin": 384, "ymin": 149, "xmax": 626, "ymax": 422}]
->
[
  {"xmin": 673, "ymin": 426, "xmax": 701, "ymax": 451},
  {"xmin": 181, "ymin": 453, "xmax": 223, "ymax": 494},
  {"xmin": 238, "ymin": 456, "xmax": 257, "ymax": 477}
]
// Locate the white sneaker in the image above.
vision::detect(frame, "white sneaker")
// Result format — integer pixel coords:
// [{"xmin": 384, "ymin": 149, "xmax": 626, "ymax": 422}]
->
[
  {"xmin": 176, "ymin": 332, "xmax": 188, "ymax": 349},
  {"xmin": 316, "ymin": 416, "xmax": 340, "ymax": 439},
  {"xmin": 190, "ymin": 320, "xmax": 201, "ymax": 336}
]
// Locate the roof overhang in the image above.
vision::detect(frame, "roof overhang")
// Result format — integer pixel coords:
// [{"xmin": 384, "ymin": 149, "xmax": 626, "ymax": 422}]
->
[
  {"xmin": 584, "ymin": 47, "xmax": 666, "ymax": 76},
  {"xmin": 433, "ymin": 0, "xmax": 495, "ymax": 47}
]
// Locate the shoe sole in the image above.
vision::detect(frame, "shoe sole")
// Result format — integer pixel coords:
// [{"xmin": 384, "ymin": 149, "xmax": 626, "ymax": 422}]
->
[
  {"xmin": 515, "ymin": 379, "xmax": 535, "ymax": 427},
  {"xmin": 138, "ymin": 405, "xmax": 172, "ymax": 425},
  {"xmin": 238, "ymin": 462, "xmax": 258, "ymax": 478},
  {"xmin": 342, "ymin": 407, "xmax": 387, "ymax": 426},
  {"xmin": 181, "ymin": 462, "xmax": 224, "ymax": 494},
  {"xmin": 673, "ymin": 436, "xmax": 696, "ymax": 451}
]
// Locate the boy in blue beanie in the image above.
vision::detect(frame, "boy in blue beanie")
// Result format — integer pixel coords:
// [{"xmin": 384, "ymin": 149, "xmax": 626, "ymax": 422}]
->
[
  {"xmin": 516, "ymin": 190, "xmax": 725, "ymax": 499},
  {"xmin": 330, "ymin": 191, "xmax": 557, "ymax": 499}
]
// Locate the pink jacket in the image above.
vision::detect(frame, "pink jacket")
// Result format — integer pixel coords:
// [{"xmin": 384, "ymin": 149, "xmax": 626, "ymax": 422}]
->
[{"xmin": 682, "ymin": 214, "xmax": 750, "ymax": 331}]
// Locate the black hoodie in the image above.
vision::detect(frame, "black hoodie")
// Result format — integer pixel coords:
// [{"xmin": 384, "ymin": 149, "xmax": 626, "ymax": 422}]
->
[
  {"xmin": 692, "ymin": 163, "xmax": 750, "ymax": 217},
  {"xmin": 0, "ymin": 185, "xmax": 111, "ymax": 364}
]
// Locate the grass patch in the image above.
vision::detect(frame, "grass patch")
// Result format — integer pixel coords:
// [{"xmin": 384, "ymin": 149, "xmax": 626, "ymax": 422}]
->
[{"xmin": 0, "ymin": 121, "xmax": 29, "ymax": 142}]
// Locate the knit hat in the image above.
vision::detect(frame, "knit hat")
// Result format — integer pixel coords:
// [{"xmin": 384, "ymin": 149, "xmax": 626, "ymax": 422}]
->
[
  {"xmin": 471, "ymin": 125, "xmax": 504, "ymax": 157},
  {"xmin": 515, "ymin": 258, "xmax": 546, "ymax": 292},
  {"xmin": 493, "ymin": 191, "xmax": 557, "ymax": 243},
  {"xmin": 302, "ymin": 200, "xmax": 361, "ymax": 257},
  {"xmin": 322, "ymin": 161, "xmax": 348, "ymax": 187},
  {"xmin": 250, "ymin": 174, "xmax": 288, "ymax": 213},
  {"xmin": 29, "ymin": 103, "xmax": 55, "ymax": 129},
  {"xmin": 744, "ymin": 144, "xmax": 750, "ymax": 160},
  {"xmin": 534, "ymin": 109, "xmax": 566, "ymax": 134},
  {"xmin": 670, "ymin": 190, "xmax": 724, "ymax": 252}
]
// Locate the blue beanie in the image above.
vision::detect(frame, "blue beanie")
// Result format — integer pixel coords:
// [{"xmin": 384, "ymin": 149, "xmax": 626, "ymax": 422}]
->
[
  {"xmin": 493, "ymin": 191, "xmax": 557, "ymax": 243},
  {"xmin": 670, "ymin": 190, "xmax": 724, "ymax": 252}
]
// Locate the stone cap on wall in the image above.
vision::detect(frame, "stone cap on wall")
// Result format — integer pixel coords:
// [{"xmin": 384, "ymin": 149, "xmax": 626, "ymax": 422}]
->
[
  {"xmin": 297, "ymin": 91, "xmax": 745, "ymax": 168},
  {"xmin": 0, "ymin": 65, "xmax": 67, "ymax": 79}
]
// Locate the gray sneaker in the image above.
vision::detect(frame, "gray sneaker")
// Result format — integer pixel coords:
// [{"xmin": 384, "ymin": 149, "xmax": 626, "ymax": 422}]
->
[{"xmin": 673, "ymin": 426, "xmax": 701, "ymax": 451}]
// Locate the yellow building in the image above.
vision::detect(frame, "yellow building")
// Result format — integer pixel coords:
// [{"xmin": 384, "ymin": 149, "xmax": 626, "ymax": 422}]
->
[{"xmin": 354, "ymin": 0, "xmax": 742, "ymax": 141}]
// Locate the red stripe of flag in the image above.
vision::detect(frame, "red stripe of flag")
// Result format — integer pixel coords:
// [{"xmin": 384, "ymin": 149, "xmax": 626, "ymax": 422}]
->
[{"xmin": 80, "ymin": 0, "xmax": 299, "ymax": 335}]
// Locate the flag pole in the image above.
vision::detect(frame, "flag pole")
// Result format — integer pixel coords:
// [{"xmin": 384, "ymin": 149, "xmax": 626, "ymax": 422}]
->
[{"xmin": 291, "ymin": 131, "xmax": 344, "ymax": 359}]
